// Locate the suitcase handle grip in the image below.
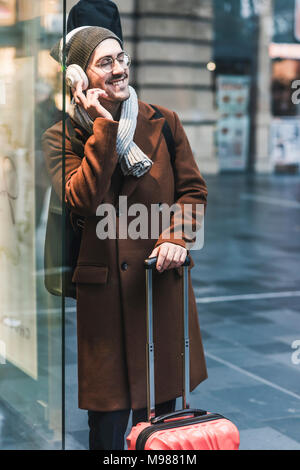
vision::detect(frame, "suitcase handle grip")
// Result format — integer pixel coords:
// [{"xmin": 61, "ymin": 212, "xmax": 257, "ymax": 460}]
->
[
  {"xmin": 151, "ymin": 408, "xmax": 207, "ymax": 424},
  {"xmin": 144, "ymin": 255, "xmax": 191, "ymax": 270}
]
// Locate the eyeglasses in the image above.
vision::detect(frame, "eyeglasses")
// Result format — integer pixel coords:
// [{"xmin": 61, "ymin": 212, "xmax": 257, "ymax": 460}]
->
[{"xmin": 97, "ymin": 51, "xmax": 131, "ymax": 73}]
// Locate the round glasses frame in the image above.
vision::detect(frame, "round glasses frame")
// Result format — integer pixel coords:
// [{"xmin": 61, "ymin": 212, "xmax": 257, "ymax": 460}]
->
[{"xmin": 97, "ymin": 51, "xmax": 131, "ymax": 73}]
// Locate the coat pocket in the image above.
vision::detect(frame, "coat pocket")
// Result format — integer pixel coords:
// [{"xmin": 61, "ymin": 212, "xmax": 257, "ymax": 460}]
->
[{"xmin": 72, "ymin": 265, "xmax": 108, "ymax": 284}]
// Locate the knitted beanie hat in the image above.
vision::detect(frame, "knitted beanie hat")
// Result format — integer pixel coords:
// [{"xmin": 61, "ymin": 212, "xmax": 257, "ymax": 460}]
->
[{"xmin": 50, "ymin": 26, "xmax": 123, "ymax": 71}]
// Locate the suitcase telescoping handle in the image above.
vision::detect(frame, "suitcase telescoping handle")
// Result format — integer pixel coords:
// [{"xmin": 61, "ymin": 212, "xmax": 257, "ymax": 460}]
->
[{"xmin": 144, "ymin": 255, "xmax": 191, "ymax": 422}]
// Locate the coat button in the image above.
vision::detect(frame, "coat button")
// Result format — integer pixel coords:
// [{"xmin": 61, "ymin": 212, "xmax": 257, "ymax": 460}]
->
[{"xmin": 121, "ymin": 262, "xmax": 128, "ymax": 271}]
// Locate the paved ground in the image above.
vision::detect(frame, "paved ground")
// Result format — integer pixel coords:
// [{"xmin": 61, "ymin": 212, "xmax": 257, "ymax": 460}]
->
[{"xmin": 1, "ymin": 173, "xmax": 300, "ymax": 450}]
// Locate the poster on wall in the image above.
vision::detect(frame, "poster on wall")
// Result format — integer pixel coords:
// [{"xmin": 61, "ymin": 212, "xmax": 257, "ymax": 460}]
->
[
  {"xmin": 270, "ymin": 117, "xmax": 300, "ymax": 167},
  {"xmin": 216, "ymin": 115, "xmax": 250, "ymax": 171},
  {"xmin": 295, "ymin": 0, "xmax": 300, "ymax": 42},
  {"xmin": 0, "ymin": 56, "xmax": 37, "ymax": 380},
  {"xmin": 216, "ymin": 75, "xmax": 251, "ymax": 116}
]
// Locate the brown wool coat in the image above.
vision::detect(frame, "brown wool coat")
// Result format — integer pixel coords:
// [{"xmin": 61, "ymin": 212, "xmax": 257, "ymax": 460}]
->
[{"xmin": 43, "ymin": 100, "xmax": 208, "ymax": 412}]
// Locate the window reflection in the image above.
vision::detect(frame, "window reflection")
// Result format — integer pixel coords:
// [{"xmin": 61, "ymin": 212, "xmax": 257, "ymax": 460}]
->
[{"xmin": 0, "ymin": 0, "xmax": 64, "ymax": 450}]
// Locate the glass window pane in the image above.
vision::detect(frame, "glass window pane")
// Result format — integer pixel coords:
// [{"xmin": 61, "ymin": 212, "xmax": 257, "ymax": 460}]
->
[{"xmin": 0, "ymin": 0, "xmax": 65, "ymax": 450}]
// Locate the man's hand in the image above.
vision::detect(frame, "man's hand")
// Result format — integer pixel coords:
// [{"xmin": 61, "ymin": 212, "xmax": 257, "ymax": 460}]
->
[
  {"xmin": 72, "ymin": 80, "xmax": 113, "ymax": 121},
  {"xmin": 149, "ymin": 242, "xmax": 187, "ymax": 272}
]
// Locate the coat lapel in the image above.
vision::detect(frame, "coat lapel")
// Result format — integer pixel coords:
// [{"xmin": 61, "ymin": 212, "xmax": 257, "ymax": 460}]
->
[{"xmin": 120, "ymin": 101, "xmax": 165, "ymax": 199}]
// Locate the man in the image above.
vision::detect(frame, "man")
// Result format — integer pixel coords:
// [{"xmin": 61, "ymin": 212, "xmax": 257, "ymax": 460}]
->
[{"xmin": 44, "ymin": 26, "xmax": 208, "ymax": 450}]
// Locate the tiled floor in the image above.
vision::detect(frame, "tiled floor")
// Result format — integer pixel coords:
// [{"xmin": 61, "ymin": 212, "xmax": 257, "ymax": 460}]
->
[{"xmin": 1, "ymin": 173, "xmax": 300, "ymax": 450}]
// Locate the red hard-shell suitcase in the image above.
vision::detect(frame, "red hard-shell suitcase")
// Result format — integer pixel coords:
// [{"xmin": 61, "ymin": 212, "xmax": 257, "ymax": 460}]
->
[{"xmin": 127, "ymin": 256, "xmax": 240, "ymax": 450}]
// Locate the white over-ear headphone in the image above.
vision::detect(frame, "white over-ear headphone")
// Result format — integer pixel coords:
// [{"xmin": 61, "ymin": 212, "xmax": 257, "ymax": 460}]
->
[
  {"xmin": 66, "ymin": 64, "xmax": 89, "ymax": 91},
  {"xmin": 60, "ymin": 26, "xmax": 91, "ymax": 91}
]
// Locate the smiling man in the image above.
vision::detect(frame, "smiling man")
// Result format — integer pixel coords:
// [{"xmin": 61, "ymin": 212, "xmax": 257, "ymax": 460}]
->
[
  {"xmin": 77, "ymin": 37, "xmax": 130, "ymax": 121},
  {"xmin": 43, "ymin": 26, "xmax": 208, "ymax": 450}
]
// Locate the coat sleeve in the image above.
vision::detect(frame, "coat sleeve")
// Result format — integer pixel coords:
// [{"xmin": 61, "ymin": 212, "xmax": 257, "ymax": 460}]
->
[
  {"xmin": 42, "ymin": 117, "xmax": 119, "ymax": 217},
  {"xmin": 154, "ymin": 110, "xmax": 208, "ymax": 250}
]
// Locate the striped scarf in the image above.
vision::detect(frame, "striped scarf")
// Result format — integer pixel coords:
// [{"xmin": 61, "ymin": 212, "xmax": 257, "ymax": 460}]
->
[{"xmin": 68, "ymin": 86, "xmax": 153, "ymax": 178}]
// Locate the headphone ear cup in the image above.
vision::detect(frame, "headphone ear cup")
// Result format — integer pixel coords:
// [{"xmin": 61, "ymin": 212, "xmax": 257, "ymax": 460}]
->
[{"xmin": 66, "ymin": 64, "xmax": 89, "ymax": 91}]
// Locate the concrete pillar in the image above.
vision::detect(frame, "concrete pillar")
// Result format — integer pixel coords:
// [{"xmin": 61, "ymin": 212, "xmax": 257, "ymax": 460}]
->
[
  {"xmin": 115, "ymin": 0, "xmax": 217, "ymax": 174},
  {"xmin": 255, "ymin": 0, "xmax": 273, "ymax": 173}
]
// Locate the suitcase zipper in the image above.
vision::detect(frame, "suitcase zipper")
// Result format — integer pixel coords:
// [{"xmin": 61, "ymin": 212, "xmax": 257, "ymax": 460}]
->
[{"xmin": 135, "ymin": 413, "xmax": 225, "ymax": 450}]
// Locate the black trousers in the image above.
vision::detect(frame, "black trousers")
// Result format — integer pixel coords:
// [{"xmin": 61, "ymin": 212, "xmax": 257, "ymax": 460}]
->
[{"xmin": 88, "ymin": 398, "xmax": 176, "ymax": 450}]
